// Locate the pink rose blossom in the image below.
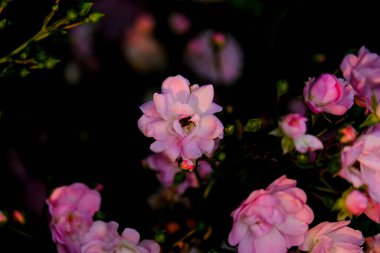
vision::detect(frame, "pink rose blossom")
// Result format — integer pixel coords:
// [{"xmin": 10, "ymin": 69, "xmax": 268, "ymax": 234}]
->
[
  {"xmin": 228, "ymin": 175, "xmax": 314, "ymax": 253},
  {"xmin": 340, "ymin": 46, "xmax": 380, "ymax": 109},
  {"xmin": 345, "ymin": 190, "xmax": 368, "ymax": 215},
  {"xmin": 303, "ymin": 73, "xmax": 355, "ymax": 115},
  {"xmin": 299, "ymin": 220, "xmax": 364, "ymax": 253},
  {"xmin": 340, "ymin": 124, "xmax": 380, "ymax": 203},
  {"xmin": 47, "ymin": 183, "xmax": 101, "ymax": 253},
  {"xmin": 184, "ymin": 30, "xmax": 243, "ymax": 85},
  {"xmin": 138, "ymin": 75, "xmax": 224, "ymax": 161},
  {"xmin": 279, "ymin": 114, "xmax": 307, "ymax": 139},
  {"xmin": 81, "ymin": 220, "xmax": 160, "ymax": 253}
]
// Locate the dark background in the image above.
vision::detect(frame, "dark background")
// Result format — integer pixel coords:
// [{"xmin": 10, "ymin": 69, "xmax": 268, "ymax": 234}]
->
[{"xmin": 1, "ymin": 0, "xmax": 380, "ymax": 252}]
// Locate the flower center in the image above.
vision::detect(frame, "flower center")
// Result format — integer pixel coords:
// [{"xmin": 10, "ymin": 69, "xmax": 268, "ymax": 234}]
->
[{"xmin": 179, "ymin": 116, "xmax": 196, "ymax": 134}]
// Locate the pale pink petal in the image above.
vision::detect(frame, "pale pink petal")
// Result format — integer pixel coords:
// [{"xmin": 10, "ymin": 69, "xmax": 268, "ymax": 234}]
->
[
  {"xmin": 237, "ymin": 233, "xmax": 256, "ymax": 253},
  {"xmin": 138, "ymin": 240, "xmax": 161, "ymax": 253},
  {"xmin": 182, "ymin": 140, "xmax": 202, "ymax": 160},
  {"xmin": 121, "ymin": 228, "xmax": 140, "ymax": 244},
  {"xmin": 341, "ymin": 54, "xmax": 359, "ymax": 80},
  {"xmin": 294, "ymin": 134, "xmax": 323, "ymax": 153},
  {"xmin": 228, "ymin": 220, "xmax": 249, "ymax": 246},
  {"xmin": 140, "ymin": 101, "xmax": 159, "ymax": 117},
  {"xmin": 253, "ymin": 228, "xmax": 287, "ymax": 253},
  {"xmin": 188, "ymin": 84, "xmax": 214, "ymax": 113},
  {"xmin": 161, "ymin": 75, "xmax": 190, "ymax": 103},
  {"xmin": 153, "ymin": 93, "xmax": 173, "ymax": 120}
]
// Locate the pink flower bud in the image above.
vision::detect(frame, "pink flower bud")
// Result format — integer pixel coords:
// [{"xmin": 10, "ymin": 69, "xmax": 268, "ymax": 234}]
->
[
  {"xmin": 345, "ymin": 190, "xmax": 368, "ymax": 215},
  {"xmin": 339, "ymin": 125, "xmax": 358, "ymax": 143},
  {"xmin": 279, "ymin": 113, "xmax": 307, "ymax": 140},
  {"xmin": 180, "ymin": 159, "xmax": 195, "ymax": 172},
  {"xmin": 303, "ymin": 73, "xmax": 355, "ymax": 115}
]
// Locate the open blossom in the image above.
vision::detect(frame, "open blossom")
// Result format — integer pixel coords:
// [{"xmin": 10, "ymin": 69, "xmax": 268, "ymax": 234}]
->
[
  {"xmin": 340, "ymin": 124, "xmax": 380, "ymax": 203},
  {"xmin": 228, "ymin": 175, "xmax": 314, "ymax": 253},
  {"xmin": 303, "ymin": 73, "xmax": 355, "ymax": 115},
  {"xmin": 47, "ymin": 183, "xmax": 101, "ymax": 253},
  {"xmin": 340, "ymin": 46, "xmax": 380, "ymax": 108},
  {"xmin": 138, "ymin": 75, "xmax": 224, "ymax": 161},
  {"xmin": 299, "ymin": 220, "xmax": 364, "ymax": 253},
  {"xmin": 81, "ymin": 220, "xmax": 160, "ymax": 253}
]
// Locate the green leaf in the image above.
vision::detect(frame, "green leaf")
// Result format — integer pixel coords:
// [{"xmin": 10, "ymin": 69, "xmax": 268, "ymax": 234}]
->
[
  {"xmin": 88, "ymin": 12, "xmax": 104, "ymax": 23},
  {"xmin": 276, "ymin": 79, "xmax": 289, "ymax": 102},
  {"xmin": 224, "ymin": 124, "xmax": 235, "ymax": 135},
  {"xmin": 174, "ymin": 171, "xmax": 186, "ymax": 185},
  {"xmin": 244, "ymin": 118, "xmax": 262, "ymax": 132},
  {"xmin": 0, "ymin": 19, "xmax": 7, "ymax": 30},
  {"xmin": 66, "ymin": 9, "xmax": 77, "ymax": 21},
  {"xmin": 281, "ymin": 136, "xmax": 294, "ymax": 154},
  {"xmin": 359, "ymin": 114, "xmax": 379, "ymax": 128},
  {"xmin": 268, "ymin": 128, "xmax": 283, "ymax": 137},
  {"xmin": 79, "ymin": 2, "xmax": 94, "ymax": 16}
]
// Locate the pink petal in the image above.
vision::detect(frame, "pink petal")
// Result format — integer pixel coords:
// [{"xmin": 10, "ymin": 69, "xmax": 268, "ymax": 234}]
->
[
  {"xmin": 253, "ymin": 228, "xmax": 287, "ymax": 253},
  {"xmin": 140, "ymin": 101, "xmax": 159, "ymax": 117},
  {"xmin": 122, "ymin": 228, "xmax": 140, "ymax": 244},
  {"xmin": 182, "ymin": 140, "xmax": 202, "ymax": 160},
  {"xmin": 153, "ymin": 93, "xmax": 173, "ymax": 120},
  {"xmin": 138, "ymin": 240, "xmax": 161, "ymax": 253},
  {"xmin": 161, "ymin": 75, "xmax": 190, "ymax": 103},
  {"xmin": 340, "ymin": 54, "xmax": 358, "ymax": 80},
  {"xmin": 77, "ymin": 190, "xmax": 101, "ymax": 215},
  {"xmin": 188, "ymin": 85, "xmax": 214, "ymax": 113},
  {"xmin": 237, "ymin": 232, "xmax": 256, "ymax": 253}
]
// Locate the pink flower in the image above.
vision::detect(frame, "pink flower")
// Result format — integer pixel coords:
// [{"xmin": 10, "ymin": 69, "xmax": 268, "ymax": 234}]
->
[
  {"xmin": 169, "ymin": 12, "xmax": 191, "ymax": 35},
  {"xmin": 279, "ymin": 114, "xmax": 307, "ymax": 139},
  {"xmin": 345, "ymin": 190, "xmax": 368, "ymax": 215},
  {"xmin": 340, "ymin": 124, "xmax": 380, "ymax": 203},
  {"xmin": 294, "ymin": 134, "xmax": 323, "ymax": 153},
  {"xmin": 228, "ymin": 175, "xmax": 314, "ymax": 253},
  {"xmin": 303, "ymin": 73, "xmax": 355, "ymax": 115},
  {"xmin": 340, "ymin": 46, "xmax": 380, "ymax": 109},
  {"xmin": 299, "ymin": 220, "xmax": 364, "ymax": 253},
  {"xmin": 144, "ymin": 153, "xmax": 213, "ymax": 195},
  {"xmin": 138, "ymin": 75, "xmax": 224, "ymax": 161},
  {"xmin": 81, "ymin": 220, "xmax": 160, "ymax": 253},
  {"xmin": 47, "ymin": 183, "xmax": 101, "ymax": 253},
  {"xmin": 184, "ymin": 30, "xmax": 243, "ymax": 85},
  {"xmin": 339, "ymin": 125, "xmax": 358, "ymax": 144}
]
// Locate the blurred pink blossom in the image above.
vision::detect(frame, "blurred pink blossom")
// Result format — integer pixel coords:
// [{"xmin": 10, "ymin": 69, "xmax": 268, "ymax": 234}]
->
[
  {"xmin": 169, "ymin": 12, "xmax": 191, "ymax": 35},
  {"xmin": 303, "ymin": 73, "xmax": 355, "ymax": 115},
  {"xmin": 81, "ymin": 220, "xmax": 160, "ymax": 253},
  {"xmin": 299, "ymin": 220, "xmax": 364, "ymax": 253},
  {"xmin": 294, "ymin": 135, "xmax": 324, "ymax": 153},
  {"xmin": 122, "ymin": 13, "xmax": 167, "ymax": 73},
  {"xmin": 345, "ymin": 190, "xmax": 368, "ymax": 215},
  {"xmin": 138, "ymin": 75, "xmax": 224, "ymax": 161},
  {"xmin": 184, "ymin": 30, "xmax": 243, "ymax": 85},
  {"xmin": 341, "ymin": 46, "xmax": 380, "ymax": 110},
  {"xmin": 228, "ymin": 175, "xmax": 314, "ymax": 253},
  {"xmin": 47, "ymin": 183, "xmax": 101, "ymax": 253}
]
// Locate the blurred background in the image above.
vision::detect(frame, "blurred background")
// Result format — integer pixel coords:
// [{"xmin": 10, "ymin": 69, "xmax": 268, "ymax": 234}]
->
[{"xmin": 1, "ymin": 0, "xmax": 380, "ymax": 252}]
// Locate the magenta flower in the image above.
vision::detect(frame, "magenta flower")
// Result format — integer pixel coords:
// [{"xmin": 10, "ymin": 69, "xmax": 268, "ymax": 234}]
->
[
  {"xmin": 299, "ymin": 220, "xmax": 364, "ymax": 253},
  {"xmin": 81, "ymin": 220, "xmax": 160, "ymax": 253},
  {"xmin": 47, "ymin": 183, "xmax": 101, "ymax": 253},
  {"xmin": 303, "ymin": 73, "xmax": 355, "ymax": 115},
  {"xmin": 341, "ymin": 46, "xmax": 380, "ymax": 109},
  {"xmin": 228, "ymin": 175, "xmax": 314, "ymax": 253},
  {"xmin": 138, "ymin": 75, "xmax": 224, "ymax": 161}
]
